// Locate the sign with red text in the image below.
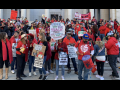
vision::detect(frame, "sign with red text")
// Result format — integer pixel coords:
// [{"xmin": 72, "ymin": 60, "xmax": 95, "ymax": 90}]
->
[
  {"xmin": 75, "ymin": 12, "xmax": 91, "ymax": 20},
  {"xmin": 50, "ymin": 22, "xmax": 65, "ymax": 40}
]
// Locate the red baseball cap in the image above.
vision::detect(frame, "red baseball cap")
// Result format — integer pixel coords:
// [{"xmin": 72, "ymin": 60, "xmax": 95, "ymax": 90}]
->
[{"xmin": 96, "ymin": 36, "xmax": 101, "ymax": 41}]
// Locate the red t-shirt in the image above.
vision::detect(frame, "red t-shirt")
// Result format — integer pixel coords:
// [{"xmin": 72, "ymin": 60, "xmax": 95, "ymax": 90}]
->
[{"xmin": 75, "ymin": 40, "xmax": 94, "ymax": 60}]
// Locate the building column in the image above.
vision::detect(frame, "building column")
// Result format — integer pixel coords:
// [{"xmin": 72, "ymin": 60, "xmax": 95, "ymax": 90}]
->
[
  {"xmin": 83, "ymin": 9, "xmax": 87, "ymax": 14},
  {"xmin": 110, "ymin": 9, "xmax": 116, "ymax": 21},
  {"xmin": 21, "ymin": 9, "xmax": 27, "ymax": 20},
  {"xmin": 116, "ymin": 9, "xmax": 120, "ymax": 23},
  {"xmin": 68, "ymin": 9, "xmax": 72, "ymax": 21},
  {"xmin": 0, "ymin": 9, "xmax": 3, "ymax": 19},
  {"xmin": 90, "ymin": 9, "xmax": 94, "ymax": 19},
  {"xmin": 27, "ymin": 9, "xmax": 30, "ymax": 22},
  {"xmin": 45, "ymin": 9, "xmax": 50, "ymax": 19}
]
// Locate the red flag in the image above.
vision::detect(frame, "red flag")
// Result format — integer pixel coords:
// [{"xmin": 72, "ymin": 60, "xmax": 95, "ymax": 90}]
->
[{"xmin": 10, "ymin": 10, "xmax": 18, "ymax": 20}]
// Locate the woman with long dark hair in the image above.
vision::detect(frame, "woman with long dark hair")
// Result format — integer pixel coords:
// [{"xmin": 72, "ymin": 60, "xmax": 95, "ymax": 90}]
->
[
  {"xmin": 93, "ymin": 25, "xmax": 100, "ymax": 41},
  {"xmin": 0, "ymin": 32, "xmax": 13, "ymax": 80}
]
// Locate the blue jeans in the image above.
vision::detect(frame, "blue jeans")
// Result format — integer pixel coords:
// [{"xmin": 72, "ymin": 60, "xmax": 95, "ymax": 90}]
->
[
  {"xmin": 67, "ymin": 55, "xmax": 78, "ymax": 72},
  {"xmin": 45, "ymin": 58, "xmax": 51, "ymax": 71},
  {"xmin": 56, "ymin": 60, "xmax": 65, "ymax": 76},
  {"xmin": 39, "ymin": 56, "xmax": 46, "ymax": 75},
  {"xmin": 78, "ymin": 60, "xmax": 90, "ymax": 80},
  {"xmin": 100, "ymin": 34, "xmax": 105, "ymax": 41},
  {"xmin": 29, "ymin": 55, "xmax": 36, "ymax": 72},
  {"xmin": 11, "ymin": 57, "xmax": 17, "ymax": 70}
]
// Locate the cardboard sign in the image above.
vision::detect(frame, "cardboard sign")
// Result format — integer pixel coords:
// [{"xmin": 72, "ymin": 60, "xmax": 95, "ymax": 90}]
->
[
  {"xmin": 78, "ymin": 31, "xmax": 86, "ymax": 37},
  {"xmin": 34, "ymin": 56, "xmax": 43, "ymax": 68},
  {"xmin": 67, "ymin": 45, "xmax": 77, "ymax": 58},
  {"xmin": 12, "ymin": 43, "xmax": 17, "ymax": 57},
  {"xmin": 10, "ymin": 10, "xmax": 18, "ymax": 20},
  {"xmin": 32, "ymin": 44, "xmax": 46, "ymax": 57},
  {"xmin": 50, "ymin": 22, "xmax": 65, "ymax": 40},
  {"xmin": 59, "ymin": 52, "xmax": 68, "ymax": 65}
]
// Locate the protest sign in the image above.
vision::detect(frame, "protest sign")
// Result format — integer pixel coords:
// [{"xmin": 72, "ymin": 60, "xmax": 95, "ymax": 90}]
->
[
  {"xmin": 50, "ymin": 38, "xmax": 56, "ymax": 51},
  {"xmin": 32, "ymin": 44, "xmax": 46, "ymax": 57},
  {"xmin": 12, "ymin": 43, "xmax": 17, "ymax": 57},
  {"xmin": 10, "ymin": 10, "xmax": 18, "ymax": 20},
  {"xmin": 67, "ymin": 45, "xmax": 77, "ymax": 58},
  {"xmin": 59, "ymin": 52, "xmax": 68, "ymax": 65},
  {"xmin": 75, "ymin": 12, "xmax": 91, "ymax": 20},
  {"xmin": 29, "ymin": 29, "xmax": 36, "ymax": 34},
  {"xmin": 78, "ymin": 31, "xmax": 86, "ymax": 37},
  {"xmin": 34, "ymin": 56, "xmax": 43, "ymax": 68},
  {"xmin": 50, "ymin": 22, "xmax": 65, "ymax": 40}
]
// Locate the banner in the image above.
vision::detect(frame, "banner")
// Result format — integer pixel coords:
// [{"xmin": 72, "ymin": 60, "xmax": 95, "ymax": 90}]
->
[
  {"xmin": 50, "ymin": 22, "xmax": 65, "ymax": 40},
  {"xmin": 75, "ymin": 12, "xmax": 91, "ymax": 20},
  {"xmin": 59, "ymin": 52, "xmax": 68, "ymax": 65},
  {"xmin": 34, "ymin": 56, "xmax": 43, "ymax": 68},
  {"xmin": 67, "ymin": 45, "xmax": 77, "ymax": 58},
  {"xmin": 10, "ymin": 10, "xmax": 18, "ymax": 20},
  {"xmin": 78, "ymin": 31, "xmax": 86, "ymax": 37},
  {"xmin": 12, "ymin": 43, "xmax": 17, "ymax": 57}
]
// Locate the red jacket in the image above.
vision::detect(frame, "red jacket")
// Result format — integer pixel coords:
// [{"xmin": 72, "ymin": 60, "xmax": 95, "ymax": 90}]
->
[
  {"xmin": 105, "ymin": 37, "xmax": 119, "ymax": 55},
  {"xmin": 16, "ymin": 40, "xmax": 30, "ymax": 62},
  {"xmin": 36, "ymin": 28, "xmax": 40, "ymax": 38},
  {"xmin": 46, "ymin": 42, "xmax": 52, "ymax": 61},
  {"xmin": 99, "ymin": 25, "xmax": 106, "ymax": 34},
  {"xmin": 114, "ymin": 21, "xmax": 118, "ymax": 30},
  {"xmin": 10, "ymin": 36, "xmax": 20, "ymax": 47},
  {"xmin": 88, "ymin": 33, "xmax": 95, "ymax": 41},
  {"xmin": 105, "ymin": 27, "xmax": 113, "ymax": 36},
  {"xmin": 54, "ymin": 42, "xmax": 68, "ymax": 60},
  {"xmin": 117, "ymin": 26, "xmax": 120, "ymax": 35}
]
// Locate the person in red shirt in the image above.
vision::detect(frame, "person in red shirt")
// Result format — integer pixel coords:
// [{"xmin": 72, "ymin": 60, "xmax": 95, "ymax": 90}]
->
[
  {"xmin": 10, "ymin": 31, "xmax": 20, "ymax": 74},
  {"xmin": 105, "ymin": 24, "xmax": 113, "ymax": 36},
  {"xmin": 63, "ymin": 30, "xmax": 78, "ymax": 74},
  {"xmin": 99, "ymin": 22, "xmax": 106, "ymax": 41},
  {"xmin": 88, "ymin": 29, "xmax": 95, "ymax": 43},
  {"xmin": 16, "ymin": 33, "xmax": 30, "ymax": 80},
  {"xmin": 117, "ymin": 24, "xmax": 120, "ymax": 36},
  {"xmin": 105, "ymin": 32, "xmax": 120, "ymax": 80},
  {"xmin": 54, "ymin": 38, "xmax": 68, "ymax": 80},
  {"xmin": 36, "ymin": 24, "xmax": 42, "ymax": 38},
  {"xmin": 74, "ymin": 34, "xmax": 94, "ymax": 80},
  {"xmin": 114, "ymin": 19, "xmax": 118, "ymax": 31}
]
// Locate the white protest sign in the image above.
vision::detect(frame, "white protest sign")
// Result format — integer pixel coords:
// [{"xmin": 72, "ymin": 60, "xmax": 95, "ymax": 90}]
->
[
  {"xmin": 29, "ymin": 29, "xmax": 36, "ymax": 34},
  {"xmin": 34, "ymin": 56, "xmax": 44, "ymax": 68},
  {"xmin": 67, "ymin": 45, "xmax": 77, "ymax": 58},
  {"xmin": 12, "ymin": 43, "xmax": 17, "ymax": 57},
  {"xmin": 50, "ymin": 22, "xmax": 65, "ymax": 40},
  {"xmin": 59, "ymin": 52, "xmax": 68, "ymax": 65}
]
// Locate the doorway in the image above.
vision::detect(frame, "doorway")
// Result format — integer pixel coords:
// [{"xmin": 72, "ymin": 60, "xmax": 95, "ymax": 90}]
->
[{"xmin": 51, "ymin": 14, "xmax": 58, "ymax": 20}]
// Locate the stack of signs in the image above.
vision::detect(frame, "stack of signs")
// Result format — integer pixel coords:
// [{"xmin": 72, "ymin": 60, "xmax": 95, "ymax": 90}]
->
[
  {"xmin": 67, "ymin": 45, "xmax": 77, "ymax": 58},
  {"xmin": 50, "ymin": 22, "xmax": 65, "ymax": 40},
  {"xmin": 78, "ymin": 31, "xmax": 86, "ymax": 37},
  {"xmin": 59, "ymin": 52, "xmax": 68, "ymax": 65},
  {"xmin": 12, "ymin": 43, "xmax": 17, "ymax": 57},
  {"xmin": 32, "ymin": 44, "xmax": 46, "ymax": 68}
]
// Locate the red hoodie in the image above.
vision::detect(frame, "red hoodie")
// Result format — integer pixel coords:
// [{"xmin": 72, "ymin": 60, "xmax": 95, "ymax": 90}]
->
[
  {"xmin": 99, "ymin": 25, "xmax": 106, "ymax": 34},
  {"xmin": 117, "ymin": 26, "xmax": 120, "ymax": 35},
  {"xmin": 105, "ymin": 27, "xmax": 113, "ymax": 36},
  {"xmin": 54, "ymin": 42, "xmax": 68, "ymax": 60},
  {"xmin": 105, "ymin": 37, "xmax": 119, "ymax": 55},
  {"xmin": 88, "ymin": 33, "xmax": 95, "ymax": 41}
]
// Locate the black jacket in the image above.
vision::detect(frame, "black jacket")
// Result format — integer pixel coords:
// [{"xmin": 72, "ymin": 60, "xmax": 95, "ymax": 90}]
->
[
  {"xmin": 22, "ymin": 25, "xmax": 29, "ymax": 34},
  {"xmin": 38, "ymin": 41, "xmax": 48, "ymax": 56},
  {"xmin": 41, "ymin": 18, "xmax": 45, "ymax": 24},
  {"xmin": 0, "ymin": 26, "xmax": 9, "ymax": 34},
  {"xmin": 8, "ymin": 27, "xmax": 15, "ymax": 37}
]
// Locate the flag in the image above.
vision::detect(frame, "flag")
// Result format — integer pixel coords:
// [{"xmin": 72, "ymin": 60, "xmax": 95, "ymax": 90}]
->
[{"xmin": 10, "ymin": 10, "xmax": 18, "ymax": 20}]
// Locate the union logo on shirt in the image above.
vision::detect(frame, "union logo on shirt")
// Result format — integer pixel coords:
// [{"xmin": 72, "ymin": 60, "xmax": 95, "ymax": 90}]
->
[{"xmin": 80, "ymin": 45, "xmax": 88, "ymax": 53}]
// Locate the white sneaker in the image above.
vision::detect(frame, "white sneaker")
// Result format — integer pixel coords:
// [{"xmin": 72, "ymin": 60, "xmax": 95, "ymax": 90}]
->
[
  {"xmin": 11, "ymin": 70, "xmax": 15, "ymax": 74},
  {"xmin": 61, "ymin": 76, "xmax": 65, "ymax": 80},
  {"xmin": 96, "ymin": 75, "xmax": 100, "ymax": 78},
  {"xmin": 46, "ymin": 71, "xmax": 49, "ymax": 75},
  {"xmin": 29, "ymin": 72, "xmax": 32, "ymax": 77},
  {"xmin": 49, "ymin": 70, "xmax": 54, "ymax": 74},
  {"xmin": 105, "ymin": 61, "xmax": 108, "ymax": 64},
  {"xmin": 55, "ymin": 76, "xmax": 58, "ymax": 80},
  {"xmin": 33, "ymin": 72, "xmax": 37, "ymax": 76},
  {"xmin": 100, "ymin": 77, "xmax": 104, "ymax": 80}
]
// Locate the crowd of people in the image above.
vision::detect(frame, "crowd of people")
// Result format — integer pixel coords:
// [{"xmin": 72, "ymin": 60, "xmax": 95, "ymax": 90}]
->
[{"xmin": 0, "ymin": 15, "xmax": 120, "ymax": 80}]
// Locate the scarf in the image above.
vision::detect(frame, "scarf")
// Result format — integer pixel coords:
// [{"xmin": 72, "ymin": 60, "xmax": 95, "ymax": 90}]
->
[{"xmin": 2, "ymin": 39, "xmax": 13, "ymax": 64}]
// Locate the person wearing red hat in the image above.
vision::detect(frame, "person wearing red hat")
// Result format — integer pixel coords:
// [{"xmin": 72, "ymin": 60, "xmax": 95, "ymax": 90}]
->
[
  {"xmin": 94, "ymin": 36, "xmax": 105, "ymax": 80},
  {"xmin": 28, "ymin": 33, "xmax": 37, "ymax": 77},
  {"xmin": 99, "ymin": 22, "xmax": 106, "ymax": 41}
]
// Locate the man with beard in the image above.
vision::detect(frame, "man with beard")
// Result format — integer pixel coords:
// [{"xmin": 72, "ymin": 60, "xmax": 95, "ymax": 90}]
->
[{"xmin": 74, "ymin": 34, "xmax": 94, "ymax": 80}]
